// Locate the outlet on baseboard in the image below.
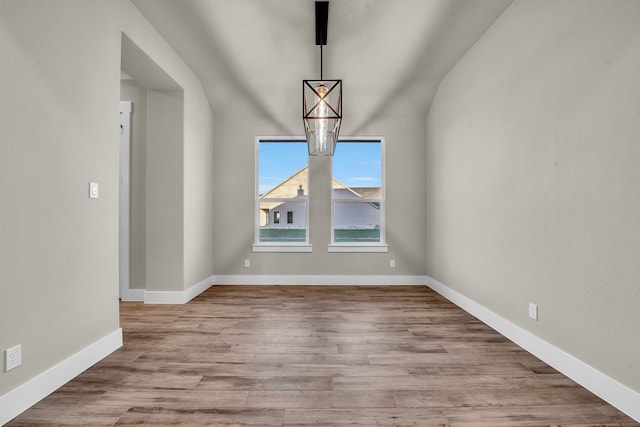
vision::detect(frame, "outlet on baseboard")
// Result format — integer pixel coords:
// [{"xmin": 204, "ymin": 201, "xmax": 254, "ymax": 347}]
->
[
  {"xmin": 5, "ymin": 344, "xmax": 22, "ymax": 372},
  {"xmin": 529, "ymin": 303, "xmax": 538, "ymax": 320},
  {"xmin": 244, "ymin": 259, "xmax": 250, "ymax": 268}
]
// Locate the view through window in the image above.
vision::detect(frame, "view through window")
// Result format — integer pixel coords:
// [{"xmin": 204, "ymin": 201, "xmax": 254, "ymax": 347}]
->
[
  {"xmin": 332, "ymin": 140, "xmax": 384, "ymax": 244},
  {"xmin": 257, "ymin": 140, "xmax": 308, "ymax": 243},
  {"xmin": 256, "ymin": 138, "xmax": 384, "ymax": 248}
]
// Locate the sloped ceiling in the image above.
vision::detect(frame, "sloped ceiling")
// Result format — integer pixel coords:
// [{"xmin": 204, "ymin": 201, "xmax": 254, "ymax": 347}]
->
[{"xmin": 131, "ymin": 0, "xmax": 512, "ymax": 134}]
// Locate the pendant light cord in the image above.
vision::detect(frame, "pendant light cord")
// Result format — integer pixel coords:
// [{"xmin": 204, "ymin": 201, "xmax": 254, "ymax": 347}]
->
[{"xmin": 320, "ymin": 45, "xmax": 324, "ymax": 80}]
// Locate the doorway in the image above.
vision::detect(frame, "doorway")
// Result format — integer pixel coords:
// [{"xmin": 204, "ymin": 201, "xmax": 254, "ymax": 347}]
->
[
  {"xmin": 119, "ymin": 32, "xmax": 184, "ymax": 301},
  {"xmin": 119, "ymin": 101, "xmax": 132, "ymax": 300}
]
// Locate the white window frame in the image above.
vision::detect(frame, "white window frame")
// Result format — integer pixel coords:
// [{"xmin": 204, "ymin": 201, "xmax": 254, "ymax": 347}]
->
[
  {"xmin": 329, "ymin": 137, "xmax": 388, "ymax": 253},
  {"xmin": 252, "ymin": 136, "xmax": 312, "ymax": 253}
]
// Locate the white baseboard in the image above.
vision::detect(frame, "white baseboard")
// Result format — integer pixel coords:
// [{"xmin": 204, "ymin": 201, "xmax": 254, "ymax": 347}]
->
[
  {"xmin": 119, "ymin": 288, "xmax": 145, "ymax": 302},
  {"xmin": 0, "ymin": 328, "xmax": 123, "ymax": 426},
  {"xmin": 211, "ymin": 275, "xmax": 429, "ymax": 286},
  {"xmin": 135, "ymin": 275, "xmax": 428, "ymax": 304},
  {"xmin": 144, "ymin": 274, "xmax": 215, "ymax": 304},
  {"xmin": 425, "ymin": 275, "xmax": 640, "ymax": 422}
]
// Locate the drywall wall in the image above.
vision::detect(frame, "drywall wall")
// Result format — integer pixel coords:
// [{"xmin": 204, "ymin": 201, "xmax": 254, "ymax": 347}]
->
[
  {"xmin": 426, "ymin": 0, "xmax": 640, "ymax": 391},
  {"xmin": 182, "ymin": 81, "xmax": 216, "ymax": 289},
  {"xmin": 120, "ymin": 80, "xmax": 147, "ymax": 290},
  {"xmin": 0, "ymin": 0, "xmax": 215, "ymax": 410},
  {"xmin": 121, "ymin": 77, "xmax": 212, "ymax": 293},
  {"xmin": 0, "ymin": 0, "xmax": 121, "ymax": 395},
  {"xmin": 146, "ymin": 89, "xmax": 184, "ymax": 291},
  {"xmin": 120, "ymin": 2, "xmax": 215, "ymax": 293},
  {"xmin": 212, "ymin": 96, "xmax": 428, "ymax": 276}
]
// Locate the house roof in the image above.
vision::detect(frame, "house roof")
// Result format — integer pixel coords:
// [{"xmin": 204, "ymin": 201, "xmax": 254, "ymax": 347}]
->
[
  {"xmin": 350, "ymin": 187, "xmax": 381, "ymax": 199},
  {"xmin": 261, "ymin": 167, "xmax": 310, "ymax": 199},
  {"xmin": 260, "ymin": 167, "xmax": 380, "ymax": 210}
]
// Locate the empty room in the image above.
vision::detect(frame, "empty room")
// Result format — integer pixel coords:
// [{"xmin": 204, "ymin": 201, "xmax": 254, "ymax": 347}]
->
[{"xmin": 1, "ymin": 0, "xmax": 639, "ymax": 425}]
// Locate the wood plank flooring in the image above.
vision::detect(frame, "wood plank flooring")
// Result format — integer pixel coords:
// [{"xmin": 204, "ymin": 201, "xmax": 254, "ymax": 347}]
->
[{"xmin": 7, "ymin": 285, "xmax": 638, "ymax": 426}]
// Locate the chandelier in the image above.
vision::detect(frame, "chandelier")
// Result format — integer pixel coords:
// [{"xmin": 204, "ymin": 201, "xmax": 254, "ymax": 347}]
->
[{"xmin": 302, "ymin": 1, "xmax": 342, "ymax": 156}]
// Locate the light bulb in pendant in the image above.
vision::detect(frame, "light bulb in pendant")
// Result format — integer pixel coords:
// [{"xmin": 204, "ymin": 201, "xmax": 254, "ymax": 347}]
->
[{"xmin": 315, "ymin": 84, "xmax": 329, "ymax": 153}]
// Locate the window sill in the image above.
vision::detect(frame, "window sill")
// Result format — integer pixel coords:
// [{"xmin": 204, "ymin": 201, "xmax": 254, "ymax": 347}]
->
[
  {"xmin": 252, "ymin": 244, "xmax": 313, "ymax": 253},
  {"xmin": 328, "ymin": 244, "xmax": 389, "ymax": 253}
]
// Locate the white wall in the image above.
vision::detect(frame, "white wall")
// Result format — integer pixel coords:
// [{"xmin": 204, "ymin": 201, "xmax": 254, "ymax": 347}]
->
[
  {"xmin": 119, "ymin": 1, "xmax": 216, "ymax": 293},
  {"xmin": 212, "ymin": 97, "xmax": 427, "ymax": 276},
  {"xmin": 183, "ymin": 84, "xmax": 216, "ymax": 289},
  {"xmin": 0, "ymin": 0, "xmax": 121, "ymax": 395},
  {"xmin": 146, "ymin": 90, "xmax": 184, "ymax": 291},
  {"xmin": 426, "ymin": 0, "xmax": 640, "ymax": 392},
  {"xmin": 0, "ymin": 0, "xmax": 215, "ymax": 410}
]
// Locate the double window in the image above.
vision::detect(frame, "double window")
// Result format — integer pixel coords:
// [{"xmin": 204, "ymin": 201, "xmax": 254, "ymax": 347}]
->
[{"xmin": 254, "ymin": 137, "xmax": 385, "ymax": 252}]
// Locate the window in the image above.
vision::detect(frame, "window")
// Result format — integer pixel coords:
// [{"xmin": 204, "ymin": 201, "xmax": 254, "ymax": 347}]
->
[
  {"xmin": 330, "ymin": 138, "xmax": 387, "ymax": 252},
  {"xmin": 254, "ymin": 138, "xmax": 311, "ymax": 252}
]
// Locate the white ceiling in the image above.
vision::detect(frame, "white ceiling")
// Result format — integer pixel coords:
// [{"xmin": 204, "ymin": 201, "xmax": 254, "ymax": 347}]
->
[{"xmin": 131, "ymin": 0, "xmax": 512, "ymax": 134}]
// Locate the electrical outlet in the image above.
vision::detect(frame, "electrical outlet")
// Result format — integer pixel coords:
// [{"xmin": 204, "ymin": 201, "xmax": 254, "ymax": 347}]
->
[
  {"xmin": 244, "ymin": 259, "xmax": 250, "ymax": 268},
  {"xmin": 528, "ymin": 303, "xmax": 538, "ymax": 320},
  {"xmin": 5, "ymin": 344, "xmax": 21, "ymax": 372},
  {"xmin": 390, "ymin": 259, "xmax": 396, "ymax": 268}
]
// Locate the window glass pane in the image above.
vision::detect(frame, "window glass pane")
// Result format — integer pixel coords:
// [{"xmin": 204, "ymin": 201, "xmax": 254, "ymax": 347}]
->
[
  {"xmin": 333, "ymin": 201, "xmax": 381, "ymax": 243},
  {"xmin": 333, "ymin": 142, "xmax": 381, "ymax": 188},
  {"xmin": 332, "ymin": 141, "xmax": 383, "ymax": 244},
  {"xmin": 259, "ymin": 201, "xmax": 307, "ymax": 242},
  {"xmin": 258, "ymin": 141, "xmax": 308, "ymax": 244},
  {"xmin": 259, "ymin": 142, "xmax": 309, "ymax": 198}
]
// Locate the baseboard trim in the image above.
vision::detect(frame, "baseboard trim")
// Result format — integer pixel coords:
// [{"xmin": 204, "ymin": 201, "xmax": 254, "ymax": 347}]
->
[
  {"xmin": 211, "ymin": 275, "xmax": 429, "ymax": 286},
  {"xmin": 0, "ymin": 328, "xmax": 123, "ymax": 426},
  {"xmin": 142, "ymin": 275, "xmax": 426, "ymax": 304},
  {"xmin": 425, "ymin": 275, "xmax": 640, "ymax": 422},
  {"xmin": 144, "ymin": 275, "xmax": 215, "ymax": 304},
  {"xmin": 119, "ymin": 288, "xmax": 144, "ymax": 302}
]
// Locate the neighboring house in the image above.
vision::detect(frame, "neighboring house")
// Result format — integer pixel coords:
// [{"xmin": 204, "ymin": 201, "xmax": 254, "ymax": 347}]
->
[
  {"xmin": 259, "ymin": 167, "xmax": 308, "ymax": 229},
  {"xmin": 259, "ymin": 167, "xmax": 380, "ymax": 230},
  {"xmin": 332, "ymin": 187, "xmax": 381, "ymax": 230}
]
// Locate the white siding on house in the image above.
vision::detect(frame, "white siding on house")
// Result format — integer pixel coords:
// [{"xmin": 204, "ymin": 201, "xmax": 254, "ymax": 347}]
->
[
  {"xmin": 332, "ymin": 189, "xmax": 380, "ymax": 229},
  {"xmin": 262, "ymin": 201, "xmax": 307, "ymax": 229}
]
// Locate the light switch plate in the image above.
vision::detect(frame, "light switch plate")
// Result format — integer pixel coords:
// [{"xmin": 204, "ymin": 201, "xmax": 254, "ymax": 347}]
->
[{"xmin": 89, "ymin": 182, "xmax": 99, "ymax": 199}]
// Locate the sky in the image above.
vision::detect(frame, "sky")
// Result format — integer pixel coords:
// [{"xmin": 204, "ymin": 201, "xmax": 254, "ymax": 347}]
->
[{"xmin": 259, "ymin": 141, "xmax": 381, "ymax": 194}]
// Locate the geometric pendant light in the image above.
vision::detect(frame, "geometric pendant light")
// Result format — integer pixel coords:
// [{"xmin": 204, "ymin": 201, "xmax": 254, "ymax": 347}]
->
[{"xmin": 303, "ymin": 1, "xmax": 342, "ymax": 156}]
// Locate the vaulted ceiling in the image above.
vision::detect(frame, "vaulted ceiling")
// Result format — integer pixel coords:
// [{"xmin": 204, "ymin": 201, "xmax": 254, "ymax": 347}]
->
[{"xmin": 131, "ymin": 0, "xmax": 512, "ymax": 134}]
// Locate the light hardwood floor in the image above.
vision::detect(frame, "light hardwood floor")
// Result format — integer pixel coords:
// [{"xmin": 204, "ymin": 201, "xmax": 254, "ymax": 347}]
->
[{"xmin": 7, "ymin": 285, "xmax": 639, "ymax": 426}]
